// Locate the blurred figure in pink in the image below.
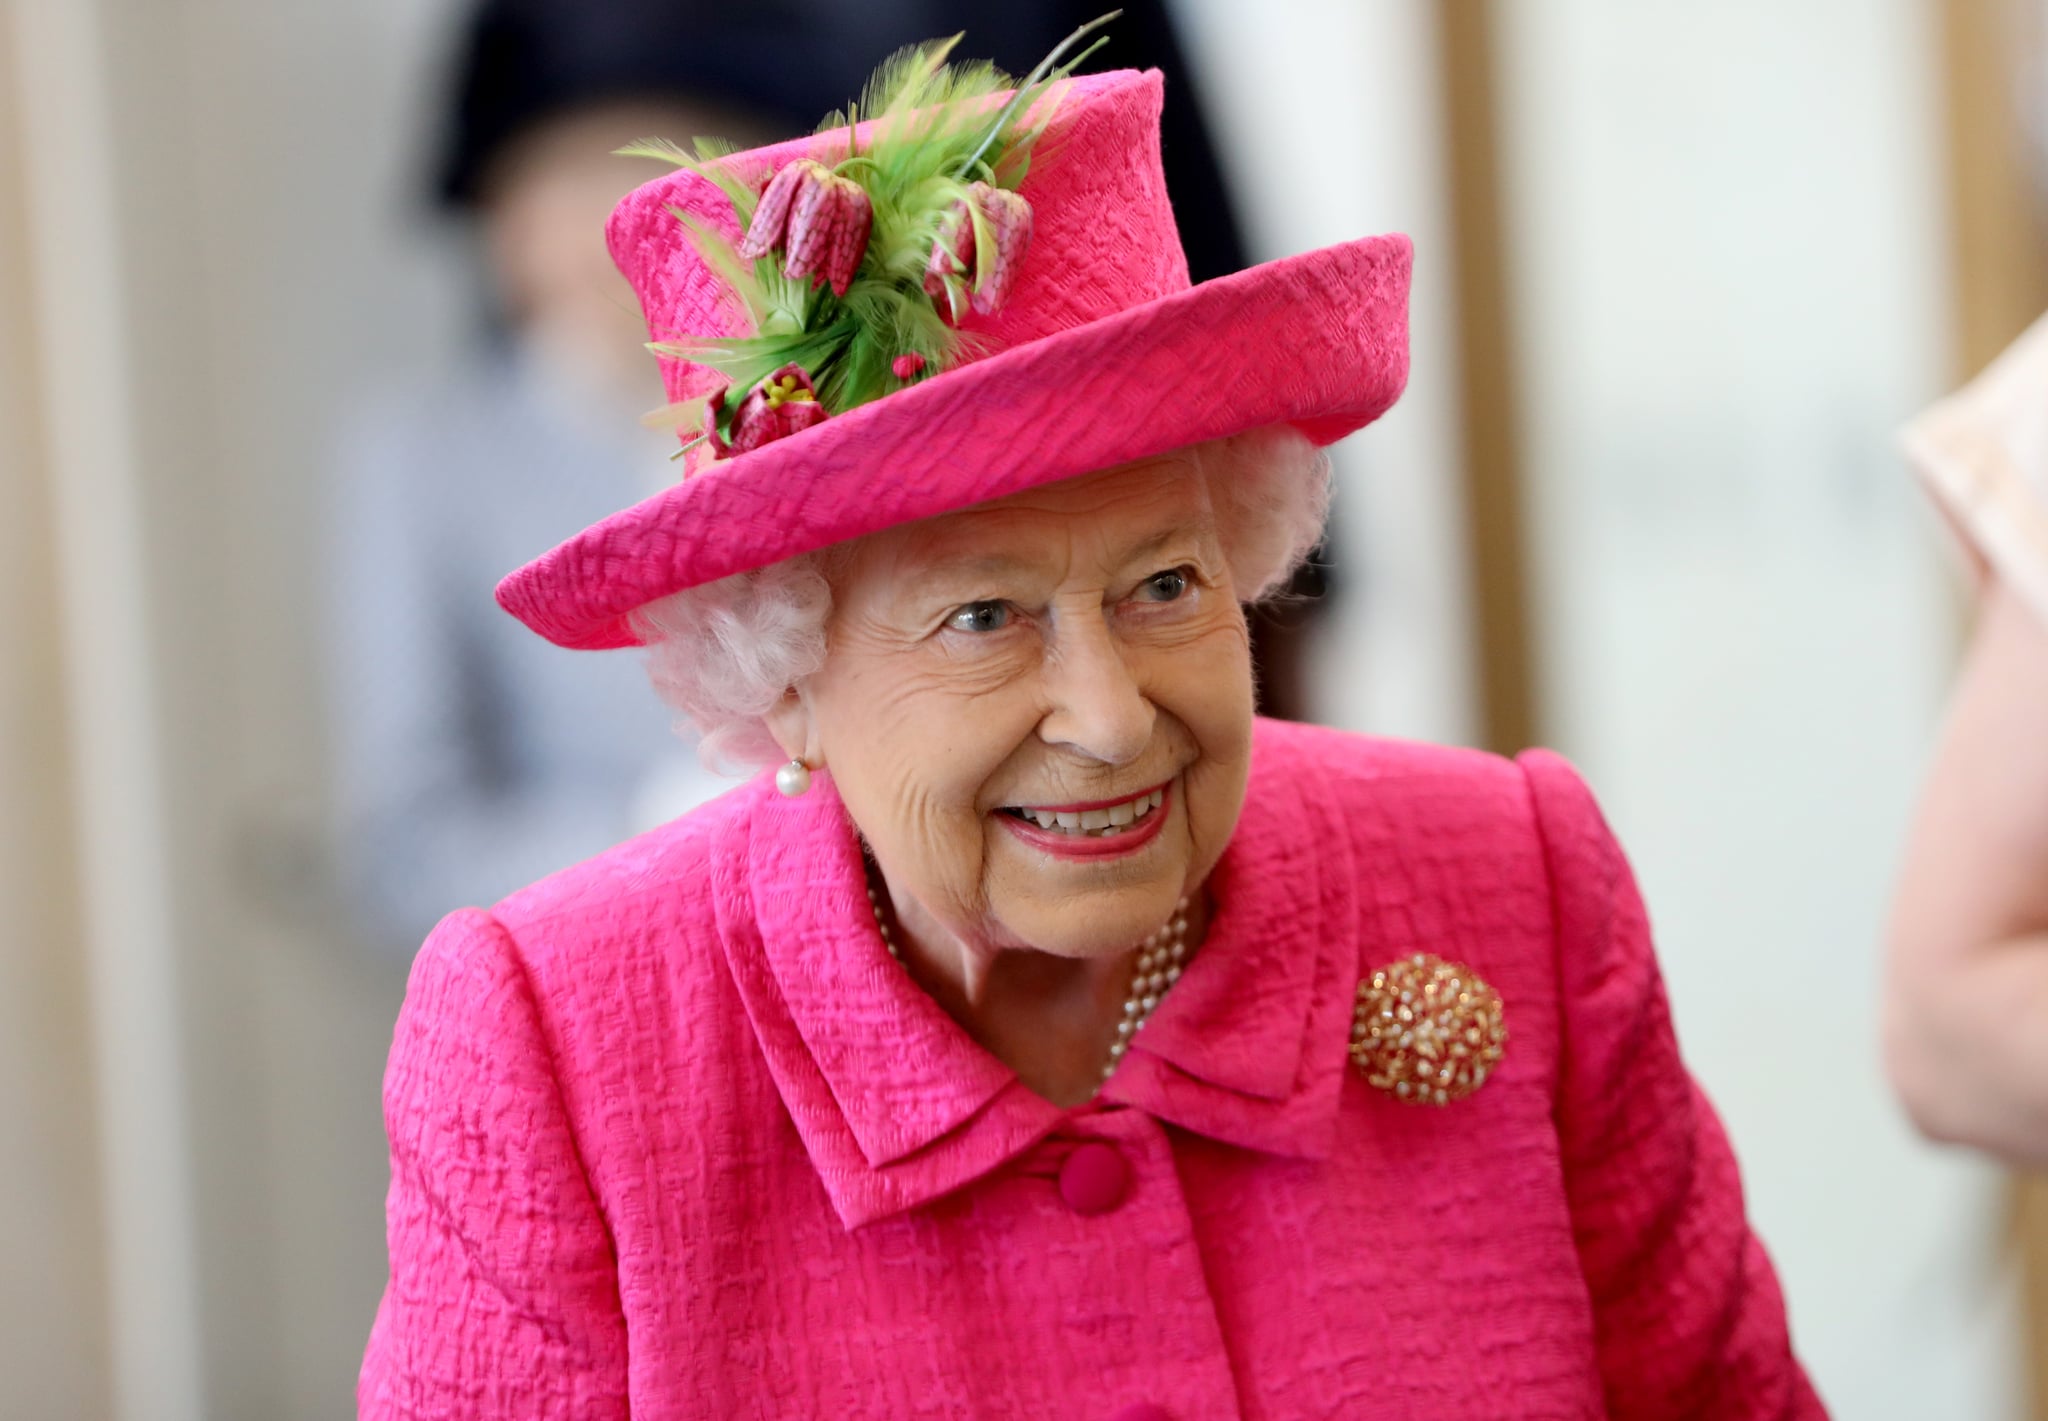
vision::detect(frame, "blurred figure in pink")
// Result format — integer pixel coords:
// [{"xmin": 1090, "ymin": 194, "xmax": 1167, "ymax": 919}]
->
[{"xmin": 1885, "ymin": 314, "xmax": 2048, "ymax": 1161}]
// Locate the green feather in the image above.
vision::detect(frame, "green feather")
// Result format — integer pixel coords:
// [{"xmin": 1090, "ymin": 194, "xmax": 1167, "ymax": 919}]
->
[
  {"xmin": 816, "ymin": 32, "xmax": 964, "ymax": 135},
  {"xmin": 630, "ymin": 140, "xmax": 760, "ymax": 226},
  {"xmin": 953, "ymin": 12, "xmax": 1118, "ymax": 183},
  {"xmin": 651, "ymin": 319, "xmax": 854, "ymax": 400},
  {"xmin": 640, "ymin": 15, "xmax": 1119, "ymax": 420},
  {"xmin": 614, "ymin": 136, "xmax": 694, "ymax": 166},
  {"xmin": 666, "ymin": 210, "xmax": 768, "ymax": 327}
]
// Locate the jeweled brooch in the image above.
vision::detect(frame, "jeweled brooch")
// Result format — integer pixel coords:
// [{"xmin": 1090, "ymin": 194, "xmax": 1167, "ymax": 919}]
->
[{"xmin": 1351, "ymin": 953, "xmax": 1507, "ymax": 1105}]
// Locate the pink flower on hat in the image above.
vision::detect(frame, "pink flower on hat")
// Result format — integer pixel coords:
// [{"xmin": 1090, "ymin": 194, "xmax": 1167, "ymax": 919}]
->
[
  {"xmin": 923, "ymin": 182, "xmax": 1035, "ymax": 322},
  {"xmin": 738, "ymin": 159, "xmax": 873, "ymax": 297},
  {"xmin": 701, "ymin": 363, "xmax": 829, "ymax": 461}
]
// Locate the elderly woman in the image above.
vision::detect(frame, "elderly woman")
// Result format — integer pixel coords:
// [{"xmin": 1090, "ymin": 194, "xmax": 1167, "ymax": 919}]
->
[{"xmin": 361, "ymin": 37, "xmax": 1823, "ymax": 1421}]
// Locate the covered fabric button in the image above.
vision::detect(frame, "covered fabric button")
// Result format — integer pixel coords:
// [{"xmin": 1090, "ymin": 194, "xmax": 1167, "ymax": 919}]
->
[
  {"xmin": 1108, "ymin": 1405, "xmax": 1172, "ymax": 1421},
  {"xmin": 1057, "ymin": 1141, "xmax": 1131, "ymax": 1216}
]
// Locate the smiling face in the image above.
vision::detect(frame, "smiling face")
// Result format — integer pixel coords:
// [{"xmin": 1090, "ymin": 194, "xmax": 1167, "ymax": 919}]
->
[{"xmin": 775, "ymin": 452, "xmax": 1257, "ymax": 961}]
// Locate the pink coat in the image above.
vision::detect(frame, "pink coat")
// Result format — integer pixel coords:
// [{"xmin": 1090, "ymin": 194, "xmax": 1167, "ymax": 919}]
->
[{"xmin": 361, "ymin": 718, "xmax": 1825, "ymax": 1419}]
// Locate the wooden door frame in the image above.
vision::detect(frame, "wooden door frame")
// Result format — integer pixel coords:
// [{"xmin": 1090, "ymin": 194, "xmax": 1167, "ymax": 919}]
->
[
  {"xmin": 1937, "ymin": 0, "xmax": 2048, "ymax": 1412},
  {"xmin": 1433, "ymin": 0, "xmax": 1540, "ymax": 755}
]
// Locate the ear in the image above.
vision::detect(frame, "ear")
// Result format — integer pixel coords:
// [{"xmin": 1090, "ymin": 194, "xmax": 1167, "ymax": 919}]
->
[{"xmin": 762, "ymin": 685, "xmax": 821, "ymax": 767}]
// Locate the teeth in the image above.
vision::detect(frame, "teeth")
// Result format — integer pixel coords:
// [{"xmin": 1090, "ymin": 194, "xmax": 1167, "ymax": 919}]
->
[{"xmin": 1009, "ymin": 785, "xmax": 1168, "ymax": 836}]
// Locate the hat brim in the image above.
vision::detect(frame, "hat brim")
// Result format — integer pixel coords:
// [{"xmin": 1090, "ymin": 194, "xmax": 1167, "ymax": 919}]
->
[{"xmin": 497, "ymin": 232, "xmax": 1411, "ymax": 650}]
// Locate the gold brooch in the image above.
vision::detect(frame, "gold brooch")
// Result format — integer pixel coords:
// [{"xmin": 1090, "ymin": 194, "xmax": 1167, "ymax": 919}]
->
[{"xmin": 1351, "ymin": 954, "xmax": 1507, "ymax": 1105}]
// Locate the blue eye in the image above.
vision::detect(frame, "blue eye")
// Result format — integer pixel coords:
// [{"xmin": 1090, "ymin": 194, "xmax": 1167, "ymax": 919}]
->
[
  {"xmin": 1136, "ymin": 568, "xmax": 1190, "ymax": 602},
  {"xmin": 947, "ymin": 601, "xmax": 1012, "ymax": 633}
]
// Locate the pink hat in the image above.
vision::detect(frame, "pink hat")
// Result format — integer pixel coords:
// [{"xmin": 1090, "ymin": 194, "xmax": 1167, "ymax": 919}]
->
[{"xmin": 497, "ymin": 50, "xmax": 1411, "ymax": 651}]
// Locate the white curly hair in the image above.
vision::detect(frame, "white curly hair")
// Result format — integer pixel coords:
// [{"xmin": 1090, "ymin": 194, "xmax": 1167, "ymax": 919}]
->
[{"xmin": 631, "ymin": 424, "xmax": 1332, "ymax": 771}]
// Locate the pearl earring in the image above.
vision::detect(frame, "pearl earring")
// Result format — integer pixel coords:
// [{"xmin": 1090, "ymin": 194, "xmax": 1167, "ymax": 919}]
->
[{"xmin": 775, "ymin": 758, "xmax": 813, "ymax": 797}]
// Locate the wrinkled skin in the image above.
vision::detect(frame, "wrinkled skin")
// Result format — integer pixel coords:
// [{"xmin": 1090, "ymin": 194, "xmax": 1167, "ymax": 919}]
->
[{"xmin": 767, "ymin": 452, "xmax": 1255, "ymax": 1103}]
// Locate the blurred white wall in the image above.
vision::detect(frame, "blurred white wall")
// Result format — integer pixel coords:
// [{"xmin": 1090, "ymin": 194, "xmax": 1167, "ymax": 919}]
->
[
  {"xmin": 144, "ymin": 3, "xmax": 475, "ymax": 1413},
  {"xmin": 1493, "ymin": 1, "xmax": 2019, "ymax": 1416},
  {"xmin": 6, "ymin": 0, "xmax": 470, "ymax": 1416},
  {"xmin": 1174, "ymin": 0, "xmax": 1479, "ymax": 747}
]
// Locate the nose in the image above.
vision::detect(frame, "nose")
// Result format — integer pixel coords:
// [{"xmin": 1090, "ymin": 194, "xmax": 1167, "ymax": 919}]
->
[{"xmin": 1037, "ymin": 609, "xmax": 1154, "ymax": 765}]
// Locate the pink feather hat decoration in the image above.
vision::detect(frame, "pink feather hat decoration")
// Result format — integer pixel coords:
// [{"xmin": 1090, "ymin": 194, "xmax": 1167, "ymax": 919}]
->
[{"xmin": 497, "ymin": 64, "xmax": 1411, "ymax": 651}]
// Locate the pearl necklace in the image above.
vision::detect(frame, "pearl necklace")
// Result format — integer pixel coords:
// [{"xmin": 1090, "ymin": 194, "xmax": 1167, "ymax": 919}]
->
[
  {"xmin": 863, "ymin": 871, "xmax": 1192, "ymax": 1085},
  {"xmin": 1103, "ymin": 899, "xmax": 1191, "ymax": 1081}
]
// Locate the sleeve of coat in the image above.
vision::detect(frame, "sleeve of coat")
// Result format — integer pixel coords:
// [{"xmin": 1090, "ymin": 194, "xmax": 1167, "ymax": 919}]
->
[
  {"xmin": 359, "ymin": 908, "xmax": 629, "ymax": 1419},
  {"xmin": 1519, "ymin": 750, "xmax": 1828, "ymax": 1420}
]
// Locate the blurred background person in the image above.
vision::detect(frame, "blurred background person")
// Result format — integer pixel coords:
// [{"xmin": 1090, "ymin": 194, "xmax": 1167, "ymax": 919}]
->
[
  {"xmin": 324, "ymin": 0, "xmax": 1280, "ymax": 952},
  {"xmin": 325, "ymin": 4, "xmax": 758, "ymax": 951},
  {"xmin": 1886, "ymin": 316, "xmax": 2048, "ymax": 1161}
]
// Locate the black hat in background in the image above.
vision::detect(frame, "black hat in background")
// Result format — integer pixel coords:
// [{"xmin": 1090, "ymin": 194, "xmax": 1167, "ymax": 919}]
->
[{"xmin": 431, "ymin": 0, "xmax": 1249, "ymax": 283}]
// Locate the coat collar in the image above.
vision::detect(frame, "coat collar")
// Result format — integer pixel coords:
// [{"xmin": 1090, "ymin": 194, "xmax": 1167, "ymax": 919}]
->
[
  {"xmin": 718, "ymin": 720, "xmax": 1362, "ymax": 1230},
  {"xmin": 1101, "ymin": 742, "xmax": 1361, "ymax": 1155}
]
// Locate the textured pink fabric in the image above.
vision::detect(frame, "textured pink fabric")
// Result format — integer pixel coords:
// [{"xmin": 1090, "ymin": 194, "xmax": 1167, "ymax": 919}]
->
[
  {"xmin": 494, "ymin": 70, "xmax": 1412, "ymax": 650},
  {"xmin": 361, "ymin": 719, "xmax": 1826, "ymax": 1418}
]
